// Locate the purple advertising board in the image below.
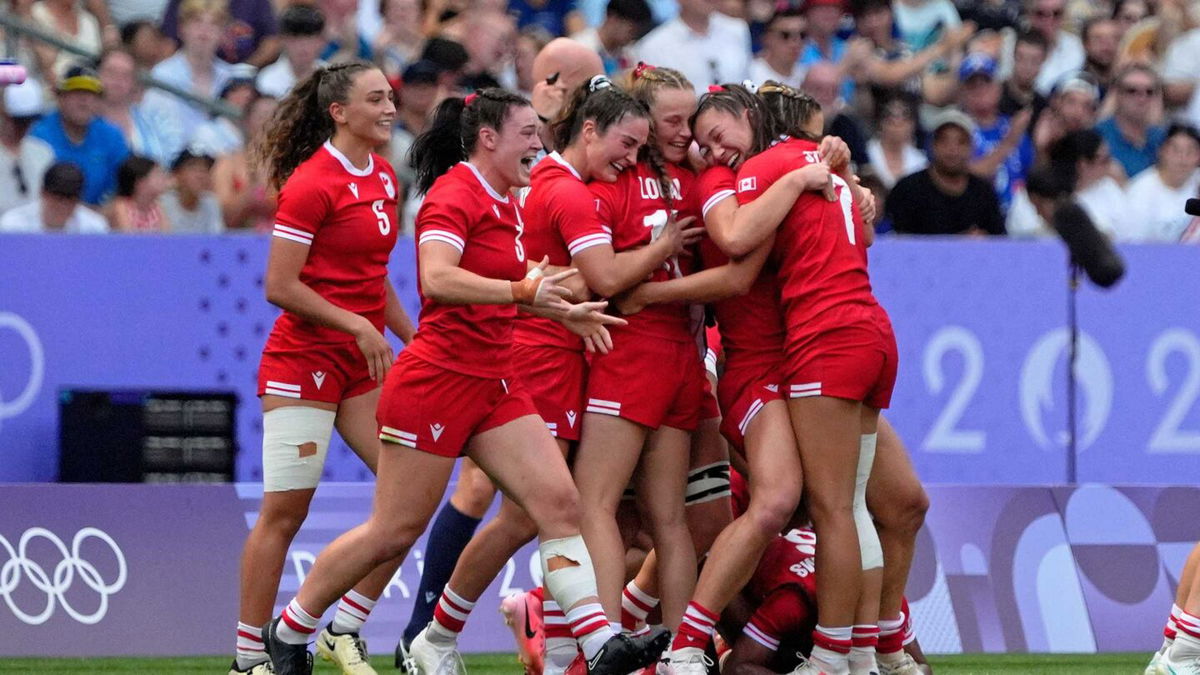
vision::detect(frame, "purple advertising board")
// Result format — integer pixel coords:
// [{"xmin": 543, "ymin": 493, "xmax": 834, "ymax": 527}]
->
[{"xmin": 0, "ymin": 483, "xmax": 1191, "ymax": 657}]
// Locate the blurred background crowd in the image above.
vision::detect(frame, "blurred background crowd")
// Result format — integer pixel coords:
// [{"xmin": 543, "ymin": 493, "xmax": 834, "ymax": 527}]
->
[{"xmin": 2, "ymin": 0, "xmax": 1200, "ymax": 242}]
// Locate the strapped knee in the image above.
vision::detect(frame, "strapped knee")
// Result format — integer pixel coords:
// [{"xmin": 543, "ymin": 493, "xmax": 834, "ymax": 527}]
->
[
  {"xmin": 261, "ymin": 406, "xmax": 337, "ymax": 492},
  {"xmin": 539, "ymin": 535, "xmax": 597, "ymax": 611}
]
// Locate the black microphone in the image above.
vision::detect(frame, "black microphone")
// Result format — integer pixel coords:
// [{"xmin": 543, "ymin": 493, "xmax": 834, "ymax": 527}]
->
[
  {"xmin": 1187, "ymin": 198, "xmax": 1200, "ymax": 216},
  {"xmin": 1052, "ymin": 200, "xmax": 1125, "ymax": 288}
]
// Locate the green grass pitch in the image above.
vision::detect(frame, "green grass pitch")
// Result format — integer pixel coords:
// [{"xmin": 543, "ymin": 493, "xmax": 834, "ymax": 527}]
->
[{"xmin": 0, "ymin": 652, "xmax": 1152, "ymax": 674}]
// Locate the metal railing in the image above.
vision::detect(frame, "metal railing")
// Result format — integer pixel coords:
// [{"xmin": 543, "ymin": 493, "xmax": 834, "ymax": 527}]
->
[{"xmin": 0, "ymin": 12, "xmax": 241, "ymax": 120}]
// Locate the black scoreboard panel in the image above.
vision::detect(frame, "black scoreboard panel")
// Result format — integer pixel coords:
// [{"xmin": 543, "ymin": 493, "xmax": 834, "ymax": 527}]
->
[{"xmin": 59, "ymin": 390, "xmax": 238, "ymax": 483}]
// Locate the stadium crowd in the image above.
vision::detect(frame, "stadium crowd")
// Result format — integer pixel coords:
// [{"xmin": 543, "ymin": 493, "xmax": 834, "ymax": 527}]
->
[{"xmin": 1, "ymin": 0, "xmax": 1200, "ymax": 240}]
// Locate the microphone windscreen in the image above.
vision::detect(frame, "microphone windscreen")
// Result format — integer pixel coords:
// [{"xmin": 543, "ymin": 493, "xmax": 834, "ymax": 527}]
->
[{"xmin": 1052, "ymin": 201, "xmax": 1125, "ymax": 288}]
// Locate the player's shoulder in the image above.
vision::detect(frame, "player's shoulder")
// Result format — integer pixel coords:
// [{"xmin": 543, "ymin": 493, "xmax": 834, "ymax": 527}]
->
[{"xmin": 372, "ymin": 152, "xmax": 399, "ymax": 179}]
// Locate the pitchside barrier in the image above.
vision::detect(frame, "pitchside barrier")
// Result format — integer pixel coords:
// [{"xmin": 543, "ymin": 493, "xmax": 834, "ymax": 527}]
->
[
  {"xmin": 0, "ymin": 235, "xmax": 1198, "ymax": 654},
  {"xmin": 0, "ymin": 482, "xmax": 1193, "ymax": 656}
]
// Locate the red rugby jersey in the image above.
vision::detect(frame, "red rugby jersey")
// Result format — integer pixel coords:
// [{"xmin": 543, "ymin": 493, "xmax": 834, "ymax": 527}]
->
[
  {"xmin": 266, "ymin": 141, "xmax": 400, "ymax": 350},
  {"xmin": 405, "ymin": 162, "xmax": 526, "ymax": 378}
]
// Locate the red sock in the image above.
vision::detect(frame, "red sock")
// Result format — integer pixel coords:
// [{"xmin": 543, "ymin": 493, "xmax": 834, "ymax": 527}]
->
[
  {"xmin": 1167, "ymin": 604, "xmax": 1182, "ymax": 641},
  {"xmin": 877, "ymin": 614, "xmax": 904, "ymax": 654},
  {"xmin": 671, "ymin": 602, "xmax": 719, "ymax": 651},
  {"xmin": 852, "ymin": 624, "xmax": 879, "ymax": 651},
  {"xmin": 431, "ymin": 587, "xmax": 475, "ymax": 637},
  {"xmin": 812, "ymin": 624, "xmax": 852, "ymax": 655}
]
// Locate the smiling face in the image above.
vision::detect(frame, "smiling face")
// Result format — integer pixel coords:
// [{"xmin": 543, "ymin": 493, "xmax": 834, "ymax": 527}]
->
[
  {"xmin": 331, "ymin": 69, "xmax": 397, "ymax": 147},
  {"xmin": 650, "ymin": 87, "xmax": 697, "ymax": 164},
  {"xmin": 485, "ymin": 104, "xmax": 544, "ymax": 188},
  {"xmin": 692, "ymin": 106, "xmax": 754, "ymax": 169},
  {"xmin": 584, "ymin": 113, "xmax": 649, "ymax": 182}
]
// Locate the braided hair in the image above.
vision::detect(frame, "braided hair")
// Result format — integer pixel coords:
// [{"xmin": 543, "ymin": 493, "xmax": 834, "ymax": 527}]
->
[{"xmin": 626, "ymin": 62, "xmax": 694, "ymax": 210}]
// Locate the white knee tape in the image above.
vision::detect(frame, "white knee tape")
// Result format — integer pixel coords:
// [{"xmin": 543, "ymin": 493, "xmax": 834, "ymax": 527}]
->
[
  {"xmin": 855, "ymin": 432, "xmax": 883, "ymax": 569},
  {"xmin": 261, "ymin": 406, "xmax": 337, "ymax": 492},
  {"xmin": 540, "ymin": 535, "xmax": 599, "ymax": 611}
]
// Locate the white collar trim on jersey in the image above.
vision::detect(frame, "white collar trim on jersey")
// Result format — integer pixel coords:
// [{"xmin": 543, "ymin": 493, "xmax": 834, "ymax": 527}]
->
[
  {"xmin": 323, "ymin": 140, "xmax": 375, "ymax": 177},
  {"xmin": 462, "ymin": 161, "xmax": 510, "ymax": 203},
  {"xmin": 547, "ymin": 151, "xmax": 582, "ymax": 181}
]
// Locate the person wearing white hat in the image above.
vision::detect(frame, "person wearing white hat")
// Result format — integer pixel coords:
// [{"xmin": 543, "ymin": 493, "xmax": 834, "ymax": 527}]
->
[{"xmin": 0, "ymin": 77, "xmax": 55, "ymax": 214}]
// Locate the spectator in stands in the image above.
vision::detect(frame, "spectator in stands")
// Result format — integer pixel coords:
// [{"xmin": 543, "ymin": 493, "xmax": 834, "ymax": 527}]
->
[
  {"xmin": 866, "ymin": 94, "xmax": 927, "ymax": 189},
  {"xmin": 528, "ymin": 37, "xmax": 605, "ymax": 147},
  {"xmin": 97, "ymin": 48, "xmax": 171, "ymax": 165},
  {"xmin": 634, "ymin": 0, "xmax": 752, "ymax": 93},
  {"xmin": 1112, "ymin": 0, "xmax": 1149, "ymax": 37},
  {"xmin": 161, "ymin": 148, "xmax": 222, "ymax": 233},
  {"xmin": 804, "ymin": 61, "xmax": 869, "ymax": 168},
  {"xmin": 193, "ymin": 65, "xmax": 258, "ymax": 156},
  {"xmin": 374, "ymin": 0, "xmax": 426, "ymax": 81},
  {"xmin": 107, "ymin": 0, "xmax": 170, "ymax": 26},
  {"xmin": 107, "ymin": 154, "xmax": 170, "ymax": 231},
  {"xmin": 1095, "ymin": 64, "xmax": 1165, "ymax": 179},
  {"xmin": 514, "ymin": 27, "xmax": 553, "ymax": 97},
  {"xmin": 257, "ymin": 4, "xmax": 326, "ymax": 99},
  {"xmin": 316, "ymin": 0, "xmax": 371, "ymax": 62},
  {"xmin": 29, "ymin": 0, "xmax": 103, "ymax": 87},
  {"xmin": 800, "ymin": 0, "xmax": 854, "ymax": 100},
  {"xmin": 748, "ymin": 7, "xmax": 806, "ymax": 88},
  {"xmin": 572, "ymin": 0, "xmax": 652, "ymax": 78},
  {"xmin": 891, "ymin": 0, "xmax": 962, "ymax": 50},
  {"xmin": 161, "ymin": 0, "xmax": 279, "ymax": 67},
  {"xmin": 1032, "ymin": 73, "xmax": 1099, "ymax": 154},
  {"xmin": 1080, "ymin": 17, "xmax": 1119, "ymax": 95},
  {"xmin": 0, "ymin": 161, "xmax": 109, "ymax": 233},
  {"xmin": 419, "ymin": 37, "xmax": 470, "ymax": 93},
  {"xmin": 31, "ymin": 64, "xmax": 129, "ymax": 205},
  {"xmin": 0, "ymin": 78, "xmax": 55, "ymax": 214},
  {"xmin": 449, "ymin": 9, "xmax": 517, "ymax": 91},
  {"xmin": 213, "ymin": 93, "xmax": 276, "ymax": 230},
  {"xmin": 1027, "ymin": 0, "xmax": 1084, "ymax": 96},
  {"xmin": 886, "ymin": 109, "xmax": 1006, "ymax": 235},
  {"xmin": 957, "ymin": 0, "xmax": 1020, "ymax": 31},
  {"xmin": 142, "ymin": 0, "xmax": 234, "ymax": 163},
  {"xmin": 1008, "ymin": 129, "xmax": 1127, "ymax": 239},
  {"xmin": 959, "ymin": 52, "xmax": 1035, "ymax": 212},
  {"xmin": 852, "ymin": 0, "xmax": 972, "ymax": 104},
  {"xmin": 1159, "ymin": 24, "xmax": 1200, "ymax": 127},
  {"xmin": 508, "ymin": 0, "xmax": 584, "ymax": 38},
  {"xmin": 1000, "ymin": 30, "xmax": 1049, "ymax": 118},
  {"xmin": 120, "ymin": 21, "xmax": 172, "ymax": 69},
  {"xmin": 1125, "ymin": 123, "xmax": 1200, "ymax": 242}
]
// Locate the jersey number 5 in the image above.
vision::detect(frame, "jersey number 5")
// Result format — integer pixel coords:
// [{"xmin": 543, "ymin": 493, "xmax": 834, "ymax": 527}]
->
[{"xmin": 372, "ymin": 199, "xmax": 391, "ymax": 235}]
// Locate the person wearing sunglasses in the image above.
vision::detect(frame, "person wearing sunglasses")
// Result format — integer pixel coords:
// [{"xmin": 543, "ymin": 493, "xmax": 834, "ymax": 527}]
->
[
  {"xmin": 1025, "ymin": 0, "xmax": 1084, "ymax": 96},
  {"xmin": 749, "ymin": 8, "xmax": 807, "ymax": 89},
  {"xmin": 1095, "ymin": 63, "xmax": 1166, "ymax": 179}
]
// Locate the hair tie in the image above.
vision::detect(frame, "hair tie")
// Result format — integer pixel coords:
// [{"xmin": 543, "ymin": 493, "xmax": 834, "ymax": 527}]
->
[
  {"xmin": 464, "ymin": 92, "xmax": 478, "ymax": 106},
  {"xmin": 707, "ymin": 84, "xmax": 725, "ymax": 93},
  {"xmin": 633, "ymin": 62, "xmax": 656, "ymax": 80},
  {"xmin": 588, "ymin": 75, "xmax": 612, "ymax": 93},
  {"xmin": 742, "ymin": 80, "xmax": 759, "ymax": 94}
]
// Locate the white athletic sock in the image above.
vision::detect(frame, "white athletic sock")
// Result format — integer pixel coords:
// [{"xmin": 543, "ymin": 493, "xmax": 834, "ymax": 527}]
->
[
  {"xmin": 544, "ymin": 599, "xmax": 578, "ymax": 675},
  {"xmin": 277, "ymin": 599, "xmax": 319, "ymax": 645},
  {"xmin": 331, "ymin": 589, "xmax": 377, "ymax": 634},
  {"xmin": 566, "ymin": 601, "xmax": 616, "ymax": 660},
  {"xmin": 235, "ymin": 621, "xmax": 267, "ymax": 670},
  {"xmin": 621, "ymin": 581, "xmax": 658, "ymax": 630}
]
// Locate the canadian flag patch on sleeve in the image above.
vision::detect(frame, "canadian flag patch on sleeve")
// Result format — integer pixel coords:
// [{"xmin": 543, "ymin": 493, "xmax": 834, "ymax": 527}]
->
[{"xmin": 738, "ymin": 177, "xmax": 757, "ymax": 192}]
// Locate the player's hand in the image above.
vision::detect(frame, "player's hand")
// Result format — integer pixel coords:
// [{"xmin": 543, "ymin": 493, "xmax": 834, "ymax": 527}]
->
[
  {"xmin": 857, "ymin": 179, "xmax": 878, "ymax": 225},
  {"xmin": 513, "ymin": 256, "xmax": 575, "ymax": 311},
  {"xmin": 352, "ymin": 318, "xmax": 394, "ymax": 383},
  {"xmin": 614, "ymin": 285, "xmax": 649, "ymax": 316},
  {"xmin": 531, "ymin": 79, "xmax": 566, "ymax": 125},
  {"xmin": 561, "ymin": 300, "xmax": 627, "ymax": 353},
  {"xmin": 659, "ymin": 215, "xmax": 705, "ymax": 257},
  {"xmin": 793, "ymin": 162, "xmax": 834, "ymax": 196},
  {"xmin": 819, "ymin": 135, "xmax": 852, "ymax": 172}
]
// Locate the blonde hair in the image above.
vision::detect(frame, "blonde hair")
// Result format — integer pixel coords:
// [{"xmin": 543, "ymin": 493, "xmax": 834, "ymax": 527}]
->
[{"xmin": 179, "ymin": 0, "xmax": 229, "ymax": 24}]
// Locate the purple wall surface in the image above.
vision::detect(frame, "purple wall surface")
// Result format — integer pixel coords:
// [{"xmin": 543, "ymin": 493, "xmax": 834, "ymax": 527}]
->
[
  {"xmin": 3, "ymin": 236, "xmax": 1198, "ymax": 484},
  {"xmin": 0, "ymin": 483, "xmax": 1191, "ymax": 657}
]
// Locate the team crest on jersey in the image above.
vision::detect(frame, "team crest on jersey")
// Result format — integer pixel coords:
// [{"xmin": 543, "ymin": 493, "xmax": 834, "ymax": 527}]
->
[
  {"xmin": 738, "ymin": 177, "xmax": 757, "ymax": 192},
  {"xmin": 312, "ymin": 371, "xmax": 327, "ymax": 389},
  {"xmin": 348, "ymin": 182, "xmax": 359, "ymax": 198},
  {"xmin": 430, "ymin": 423, "xmax": 445, "ymax": 441},
  {"xmin": 566, "ymin": 410, "xmax": 577, "ymax": 427},
  {"xmin": 766, "ymin": 384, "xmax": 779, "ymax": 393},
  {"xmin": 380, "ymin": 171, "xmax": 396, "ymax": 199}
]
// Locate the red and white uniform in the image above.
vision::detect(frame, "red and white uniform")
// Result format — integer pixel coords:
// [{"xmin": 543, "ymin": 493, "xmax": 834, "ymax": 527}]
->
[
  {"xmin": 377, "ymin": 162, "xmax": 537, "ymax": 457},
  {"xmin": 510, "ymin": 153, "xmax": 612, "ymax": 441},
  {"xmin": 258, "ymin": 141, "xmax": 400, "ymax": 404},
  {"xmin": 694, "ymin": 167, "xmax": 786, "ymax": 450},
  {"xmin": 742, "ymin": 528, "xmax": 819, "ymax": 658},
  {"xmin": 735, "ymin": 139, "xmax": 898, "ymax": 409},
  {"xmin": 586, "ymin": 162, "xmax": 707, "ymax": 431}
]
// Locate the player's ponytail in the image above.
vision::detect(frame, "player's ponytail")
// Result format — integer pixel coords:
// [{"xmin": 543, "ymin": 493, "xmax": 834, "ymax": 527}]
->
[
  {"xmin": 254, "ymin": 60, "xmax": 376, "ymax": 190},
  {"xmin": 551, "ymin": 75, "xmax": 649, "ymax": 153},
  {"xmin": 410, "ymin": 87, "xmax": 530, "ymax": 195},
  {"xmin": 758, "ymin": 81, "xmax": 823, "ymax": 143},
  {"xmin": 690, "ymin": 83, "xmax": 775, "ymax": 158}
]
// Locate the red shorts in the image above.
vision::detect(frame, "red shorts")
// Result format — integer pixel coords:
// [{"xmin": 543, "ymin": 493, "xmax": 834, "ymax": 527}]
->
[
  {"xmin": 784, "ymin": 315, "xmax": 898, "ymax": 410},
  {"xmin": 586, "ymin": 334, "xmax": 707, "ymax": 431},
  {"xmin": 377, "ymin": 350, "xmax": 538, "ymax": 458},
  {"xmin": 718, "ymin": 365, "xmax": 784, "ymax": 452},
  {"xmin": 511, "ymin": 343, "xmax": 587, "ymax": 442},
  {"xmin": 258, "ymin": 343, "xmax": 376, "ymax": 404}
]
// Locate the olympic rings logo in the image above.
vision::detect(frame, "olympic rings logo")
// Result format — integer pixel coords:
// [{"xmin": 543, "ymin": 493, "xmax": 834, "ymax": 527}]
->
[
  {"xmin": 0, "ymin": 528, "xmax": 127, "ymax": 625},
  {"xmin": 0, "ymin": 312, "xmax": 45, "ymax": 422}
]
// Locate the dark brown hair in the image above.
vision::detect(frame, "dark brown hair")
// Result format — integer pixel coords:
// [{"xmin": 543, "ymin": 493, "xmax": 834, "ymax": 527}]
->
[
  {"xmin": 689, "ymin": 83, "xmax": 776, "ymax": 157},
  {"xmin": 409, "ymin": 88, "xmax": 531, "ymax": 195},
  {"xmin": 254, "ymin": 60, "xmax": 377, "ymax": 190},
  {"xmin": 550, "ymin": 75, "xmax": 650, "ymax": 153}
]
